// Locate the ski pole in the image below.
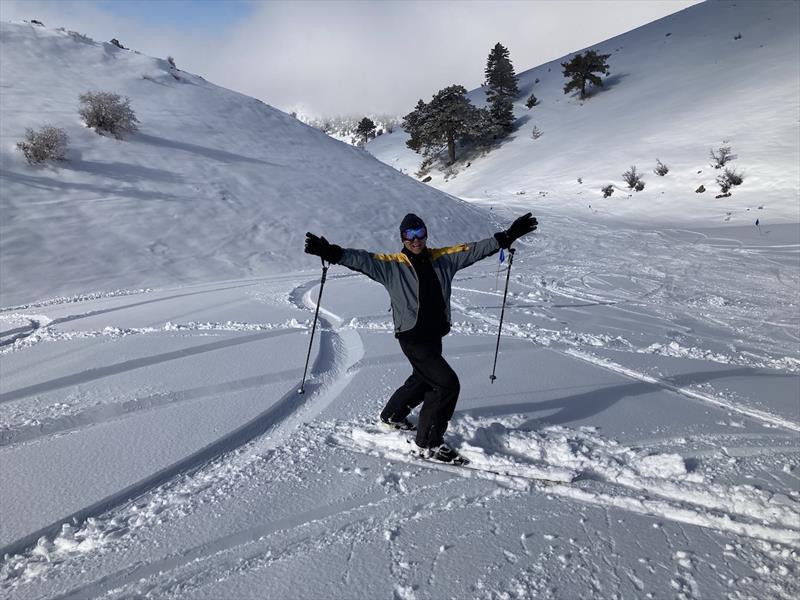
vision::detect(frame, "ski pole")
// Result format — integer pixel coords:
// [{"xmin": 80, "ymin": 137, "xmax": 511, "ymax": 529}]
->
[
  {"xmin": 298, "ymin": 257, "xmax": 329, "ymax": 394},
  {"xmin": 490, "ymin": 247, "xmax": 515, "ymax": 383}
]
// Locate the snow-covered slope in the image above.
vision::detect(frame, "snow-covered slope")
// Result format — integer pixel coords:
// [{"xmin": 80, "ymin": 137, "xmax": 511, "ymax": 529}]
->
[
  {"xmin": 368, "ymin": 0, "xmax": 800, "ymax": 225},
  {"xmin": 0, "ymin": 22, "xmax": 487, "ymax": 306},
  {"xmin": 1, "ymin": 8, "xmax": 798, "ymax": 600}
]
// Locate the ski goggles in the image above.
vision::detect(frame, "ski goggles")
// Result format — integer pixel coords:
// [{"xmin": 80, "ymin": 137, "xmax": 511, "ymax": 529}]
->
[{"xmin": 401, "ymin": 226, "xmax": 427, "ymax": 241}]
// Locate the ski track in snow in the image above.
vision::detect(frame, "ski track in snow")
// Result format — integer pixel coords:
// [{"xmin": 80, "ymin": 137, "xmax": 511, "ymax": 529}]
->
[
  {"xmin": 0, "ymin": 275, "xmax": 365, "ymax": 561},
  {"xmin": 1, "ymin": 272, "xmax": 798, "ymax": 598},
  {"xmin": 330, "ymin": 419, "xmax": 800, "ymax": 546},
  {"xmin": 2, "ymin": 264, "xmax": 799, "ymax": 596},
  {"xmin": 449, "ymin": 292, "xmax": 800, "ymax": 434}
]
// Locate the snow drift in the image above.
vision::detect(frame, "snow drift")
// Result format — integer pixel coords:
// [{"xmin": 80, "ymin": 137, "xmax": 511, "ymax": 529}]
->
[{"xmin": 0, "ymin": 21, "xmax": 488, "ymax": 306}]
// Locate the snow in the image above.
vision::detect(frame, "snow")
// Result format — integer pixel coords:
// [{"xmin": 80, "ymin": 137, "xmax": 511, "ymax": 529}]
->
[
  {"xmin": 368, "ymin": 0, "xmax": 800, "ymax": 227},
  {"xmin": 1, "ymin": 3, "xmax": 799, "ymax": 599}
]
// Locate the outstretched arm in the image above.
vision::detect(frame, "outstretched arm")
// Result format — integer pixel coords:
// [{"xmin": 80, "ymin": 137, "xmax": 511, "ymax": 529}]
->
[
  {"xmin": 304, "ymin": 232, "xmax": 391, "ymax": 285},
  {"xmin": 493, "ymin": 213, "xmax": 538, "ymax": 249},
  {"xmin": 304, "ymin": 232, "xmax": 343, "ymax": 264},
  {"xmin": 442, "ymin": 213, "xmax": 539, "ymax": 272}
]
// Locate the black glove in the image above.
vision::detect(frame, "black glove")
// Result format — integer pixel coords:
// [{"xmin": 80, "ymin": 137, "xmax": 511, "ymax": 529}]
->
[
  {"xmin": 304, "ymin": 232, "xmax": 343, "ymax": 264},
  {"xmin": 494, "ymin": 213, "xmax": 538, "ymax": 249}
]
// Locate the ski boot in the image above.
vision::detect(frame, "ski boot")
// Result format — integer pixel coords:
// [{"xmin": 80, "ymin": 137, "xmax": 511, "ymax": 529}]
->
[
  {"xmin": 380, "ymin": 415, "xmax": 417, "ymax": 431},
  {"xmin": 416, "ymin": 442, "xmax": 469, "ymax": 465}
]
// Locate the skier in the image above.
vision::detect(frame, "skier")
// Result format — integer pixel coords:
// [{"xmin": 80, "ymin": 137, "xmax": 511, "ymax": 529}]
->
[{"xmin": 304, "ymin": 212, "xmax": 537, "ymax": 463}]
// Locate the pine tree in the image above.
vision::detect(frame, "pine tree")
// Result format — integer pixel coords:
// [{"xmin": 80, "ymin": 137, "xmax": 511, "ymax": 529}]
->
[
  {"xmin": 404, "ymin": 99, "xmax": 428, "ymax": 154},
  {"xmin": 484, "ymin": 43, "xmax": 519, "ymax": 134},
  {"xmin": 355, "ymin": 117, "xmax": 376, "ymax": 145},
  {"xmin": 402, "ymin": 85, "xmax": 486, "ymax": 164},
  {"xmin": 561, "ymin": 50, "xmax": 611, "ymax": 100}
]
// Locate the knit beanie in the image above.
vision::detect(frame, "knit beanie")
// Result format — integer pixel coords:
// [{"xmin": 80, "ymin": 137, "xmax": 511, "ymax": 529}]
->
[{"xmin": 399, "ymin": 213, "xmax": 426, "ymax": 232}]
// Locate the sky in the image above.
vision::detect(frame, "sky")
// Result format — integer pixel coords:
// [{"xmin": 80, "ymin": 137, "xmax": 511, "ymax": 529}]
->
[{"xmin": 0, "ymin": 0, "xmax": 703, "ymax": 118}]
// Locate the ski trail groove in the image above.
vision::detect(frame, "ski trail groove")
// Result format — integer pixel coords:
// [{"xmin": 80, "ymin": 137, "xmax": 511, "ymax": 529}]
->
[
  {"xmin": 0, "ymin": 276, "xmax": 362, "ymax": 560},
  {"xmin": 450, "ymin": 298, "xmax": 800, "ymax": 433}
]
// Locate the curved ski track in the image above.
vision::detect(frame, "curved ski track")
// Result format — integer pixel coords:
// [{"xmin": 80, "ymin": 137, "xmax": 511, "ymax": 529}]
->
[{"xmin": 0, "ymin": 275, "xmax": 364, "ymax": 559}]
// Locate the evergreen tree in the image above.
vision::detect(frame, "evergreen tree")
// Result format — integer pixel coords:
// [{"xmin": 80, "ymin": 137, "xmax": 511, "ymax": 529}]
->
[
  {"xmin": 561, "ymin": 50, "xmax": 611, "ymax": 100},
  {"xmin": 402, "ymin": 85, "xmax": 486, "ymax": 164},
  {"xmin": 484, "ymin": 43, "xmax": 519, "ymax": 133},
  {"xmin": 355, "ymin": 117, "xmax": 376, "ymax": 144},
  {"xmin": 404, "ymin": 99, "xmax": 428, "ymax": 154}
]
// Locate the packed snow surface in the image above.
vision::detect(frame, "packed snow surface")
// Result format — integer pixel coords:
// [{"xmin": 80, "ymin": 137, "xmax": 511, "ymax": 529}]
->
[{"xmin": 1, "ymin": 2, "xmax": 799, "ymax": 599}]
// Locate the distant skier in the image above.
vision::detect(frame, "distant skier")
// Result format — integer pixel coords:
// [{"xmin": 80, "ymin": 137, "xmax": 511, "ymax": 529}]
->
[{"xmin": 304, "ymin": 212, "xmax": 537, "ymax": 463}]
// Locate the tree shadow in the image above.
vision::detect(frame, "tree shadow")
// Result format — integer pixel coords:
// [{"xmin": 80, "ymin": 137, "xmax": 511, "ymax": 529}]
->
[
  {"xmin": 134, "ymin": 133, "xmax": 285, "ymax": 167},
  {"xmin": 0, "ymin": 170, "xmax": 185, "ymax": 202},
  {"xmin": 596, "ymin": 73, "xmax": 629, "ymax": 93},
  {"xmin": 458, "ymin": 366, "xmax": 795, "ymax": 426},
  {"xmin": 62, "ymin": 159, "xmax": 185, "ymax": 184},
  {"xmin": 0, "ymin": 329, "xmax": 293, "ymax": 404}
]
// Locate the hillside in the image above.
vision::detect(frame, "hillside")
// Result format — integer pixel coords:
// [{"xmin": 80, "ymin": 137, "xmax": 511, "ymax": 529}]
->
[
  {"xmin": 1, "ymin": 8, "xmax": 798, "ymax": 600},
  {"xmin": 0, "ymin": 22, "xmax": 487, "ymax": 306},
  {"xmin": 368, "ymin": 0, "xmax": 800, "ymax": 225}
]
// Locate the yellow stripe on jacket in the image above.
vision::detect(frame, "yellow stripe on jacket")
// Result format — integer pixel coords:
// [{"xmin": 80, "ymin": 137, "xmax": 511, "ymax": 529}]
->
[{"xmin": 430, "ymin": 244, "xmax": 470, "ymax": 261}]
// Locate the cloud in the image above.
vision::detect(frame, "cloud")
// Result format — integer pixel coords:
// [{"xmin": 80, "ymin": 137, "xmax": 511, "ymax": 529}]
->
[{"xmin": 0, "ymin": 0, "xmax": 701, "ymax": 117}]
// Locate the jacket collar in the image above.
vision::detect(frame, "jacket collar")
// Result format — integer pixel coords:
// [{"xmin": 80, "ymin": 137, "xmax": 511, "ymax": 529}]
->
[{"xmin": 401, "ymin": 247, "xmax": 430, "ymax": 263}]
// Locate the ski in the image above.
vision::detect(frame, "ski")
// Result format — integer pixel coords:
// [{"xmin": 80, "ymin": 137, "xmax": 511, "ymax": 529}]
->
[{"xmin": 329, "ymin": 421, "xmax": 577, "ymax": 487}]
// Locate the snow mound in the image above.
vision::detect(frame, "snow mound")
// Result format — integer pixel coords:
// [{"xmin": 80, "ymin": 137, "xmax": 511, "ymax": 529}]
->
[{"xmin": 0, "ymin": 21, "xmax": 490, "ymax": 306}]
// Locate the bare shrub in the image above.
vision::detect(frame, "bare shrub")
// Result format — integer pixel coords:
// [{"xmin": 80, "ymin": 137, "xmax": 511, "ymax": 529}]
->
[
  {"xmin": 602, "ymin": 184, "xmax": 614, "ymax": 198},
  {"xmin": 16, "ymin": 126, "xmax": 69, "ymax": 164},
  {"xmin": 716, "ymin": 166, "xmax": 744, "ymax": 194},
  {"xmin": 415, "ymin": 156, "xmax": 434, "ymax": 179},
  {"xmin": 79, "ymin": 91, "xmax": 139, "ymax": 138},
  {"xmin": 622, "ymin": 165, "xmax": 643, "ymax": 189},
  {"xmin": 709, "ymin": 145, "xmax": 736, "ymax": 169},
  {"xmin": 653, "ymin": 159, "xmax": 669, "ymax": 176}
]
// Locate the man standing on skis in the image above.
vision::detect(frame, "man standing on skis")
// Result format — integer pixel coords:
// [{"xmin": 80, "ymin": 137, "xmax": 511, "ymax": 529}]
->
[{"xmin": 304, "ymin": 212, "xmax": 537, "ymax": 463}]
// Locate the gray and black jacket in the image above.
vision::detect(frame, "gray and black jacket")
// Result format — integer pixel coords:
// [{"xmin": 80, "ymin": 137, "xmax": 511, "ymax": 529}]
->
[{"xmin": 336, "ymin": 237, "xmax": 502, "ymax": 336}]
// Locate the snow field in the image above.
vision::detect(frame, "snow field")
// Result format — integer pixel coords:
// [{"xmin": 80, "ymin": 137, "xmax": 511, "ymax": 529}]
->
[
  {"xmin": 3, "ymin": 237, "xmax": 797, "ymax": 598},
  {"xmin": 1, "ymin": 2, "xmax": 799, "ymax": 597}
]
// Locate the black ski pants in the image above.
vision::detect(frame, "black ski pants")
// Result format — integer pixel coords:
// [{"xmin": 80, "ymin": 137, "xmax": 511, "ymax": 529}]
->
[{"xmin": 380, "ymin": 337, "xmax": 460, "ymax": 448}]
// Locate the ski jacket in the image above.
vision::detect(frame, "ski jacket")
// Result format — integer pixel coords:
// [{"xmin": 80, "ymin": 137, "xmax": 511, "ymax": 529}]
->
[{"xmin": 337, "ymin": 237, "xmax": 501, "ymax": 336}]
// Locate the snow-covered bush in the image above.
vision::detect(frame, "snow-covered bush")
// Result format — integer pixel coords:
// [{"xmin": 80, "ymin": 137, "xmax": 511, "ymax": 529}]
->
[
  {"xmin": 525, "ymin": 94, "xmax": 539, "ymax": 109},
  {"xmin": 167, "ymin": 56, "xmax": 176, "ymax": 68},
  {"xmin": 79, "ymin": 91, "xmax": 139, "ymax": 139},
  {"xmin": 696, "ymin": 185, "xmax": 706, "ymax": 193},
  {"xmin": 716, "ymin": 166, "xmax": 744, "ymax": 194},
  {"xmin": 653, "ymin": 159, "xmax": 669, "ymax": 176},
  {"xmin": 622, "ymin": 165, "xmax": 643, "ymax": 189},
  {"xmin": 531, "ymin": 126, "xmax": 543, "ymax": 139},
  {"xmin": 634, "ymin": 180, "xmax": 645, "ymax": 192},
  {"xmin": 709, "ymin": 145, "xmax": 736, "ymax": 169},
  {"xmin": 109, "ymin": 38, "xmax": 126, "ymax": 49},
  {"xmin": 16, "ymin": 126, "xmax": 69, "ymax": 164},
  {"xmin": 602, "ymin": 184, "xmax": 614, "ymax": 198}
]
